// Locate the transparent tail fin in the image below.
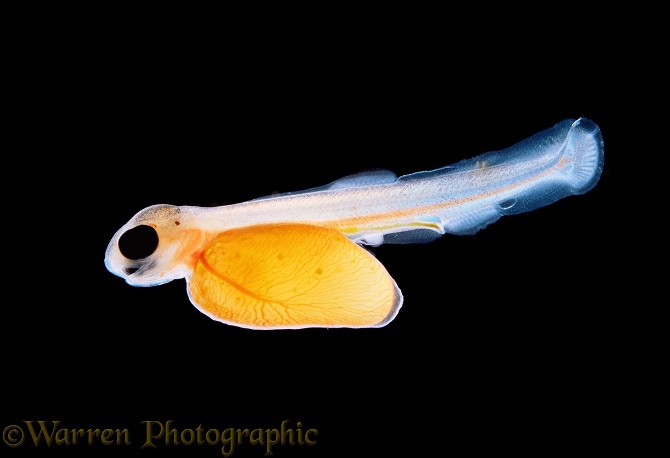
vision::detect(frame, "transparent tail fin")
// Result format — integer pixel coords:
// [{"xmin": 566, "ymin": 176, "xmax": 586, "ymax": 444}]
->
[{"xmin": 557, "ymin": 117, "xmax": 605, "ymax": 194}]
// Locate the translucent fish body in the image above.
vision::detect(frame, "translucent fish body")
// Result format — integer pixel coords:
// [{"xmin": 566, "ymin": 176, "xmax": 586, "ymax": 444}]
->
[{"xmin": 105, "ymin": 118, "xmax": 604, "ymax": 329}]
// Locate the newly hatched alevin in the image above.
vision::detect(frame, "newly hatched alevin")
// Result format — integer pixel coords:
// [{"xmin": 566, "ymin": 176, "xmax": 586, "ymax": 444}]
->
[{"xmin": 105, "ymin": 118, "xmax": 604, "ymax": 330}]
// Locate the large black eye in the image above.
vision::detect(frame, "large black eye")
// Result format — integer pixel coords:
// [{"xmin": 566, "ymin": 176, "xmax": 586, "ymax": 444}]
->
[{"xmin": 118, "ymin": 225, "xmax": 159, "ymax": 260}]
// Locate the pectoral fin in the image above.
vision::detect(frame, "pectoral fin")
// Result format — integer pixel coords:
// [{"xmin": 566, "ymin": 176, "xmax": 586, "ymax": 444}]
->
[{"xmin": 187, "ymin": 223, "xmax": 402, "ymax": 329}]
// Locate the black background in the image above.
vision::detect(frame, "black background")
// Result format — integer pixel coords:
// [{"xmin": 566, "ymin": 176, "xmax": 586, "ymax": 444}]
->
[{"xmin": 3, "ymin": 7, "xmax": 644, "ymax": 457}]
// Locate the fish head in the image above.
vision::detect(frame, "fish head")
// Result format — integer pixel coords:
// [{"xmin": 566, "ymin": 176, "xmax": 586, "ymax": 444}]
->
[{"xmin": 104, "ymin": 204, "xmax": 206, "ymax": 286}]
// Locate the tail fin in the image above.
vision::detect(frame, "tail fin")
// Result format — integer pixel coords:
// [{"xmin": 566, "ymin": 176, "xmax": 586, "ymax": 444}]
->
[
  {"xmin": 421, "ymin": 117, "xmax": 605, "ymax": 235},
  {"xmin": 558, "ymin": 117, "xmax": 605, "ymax": 194}
]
